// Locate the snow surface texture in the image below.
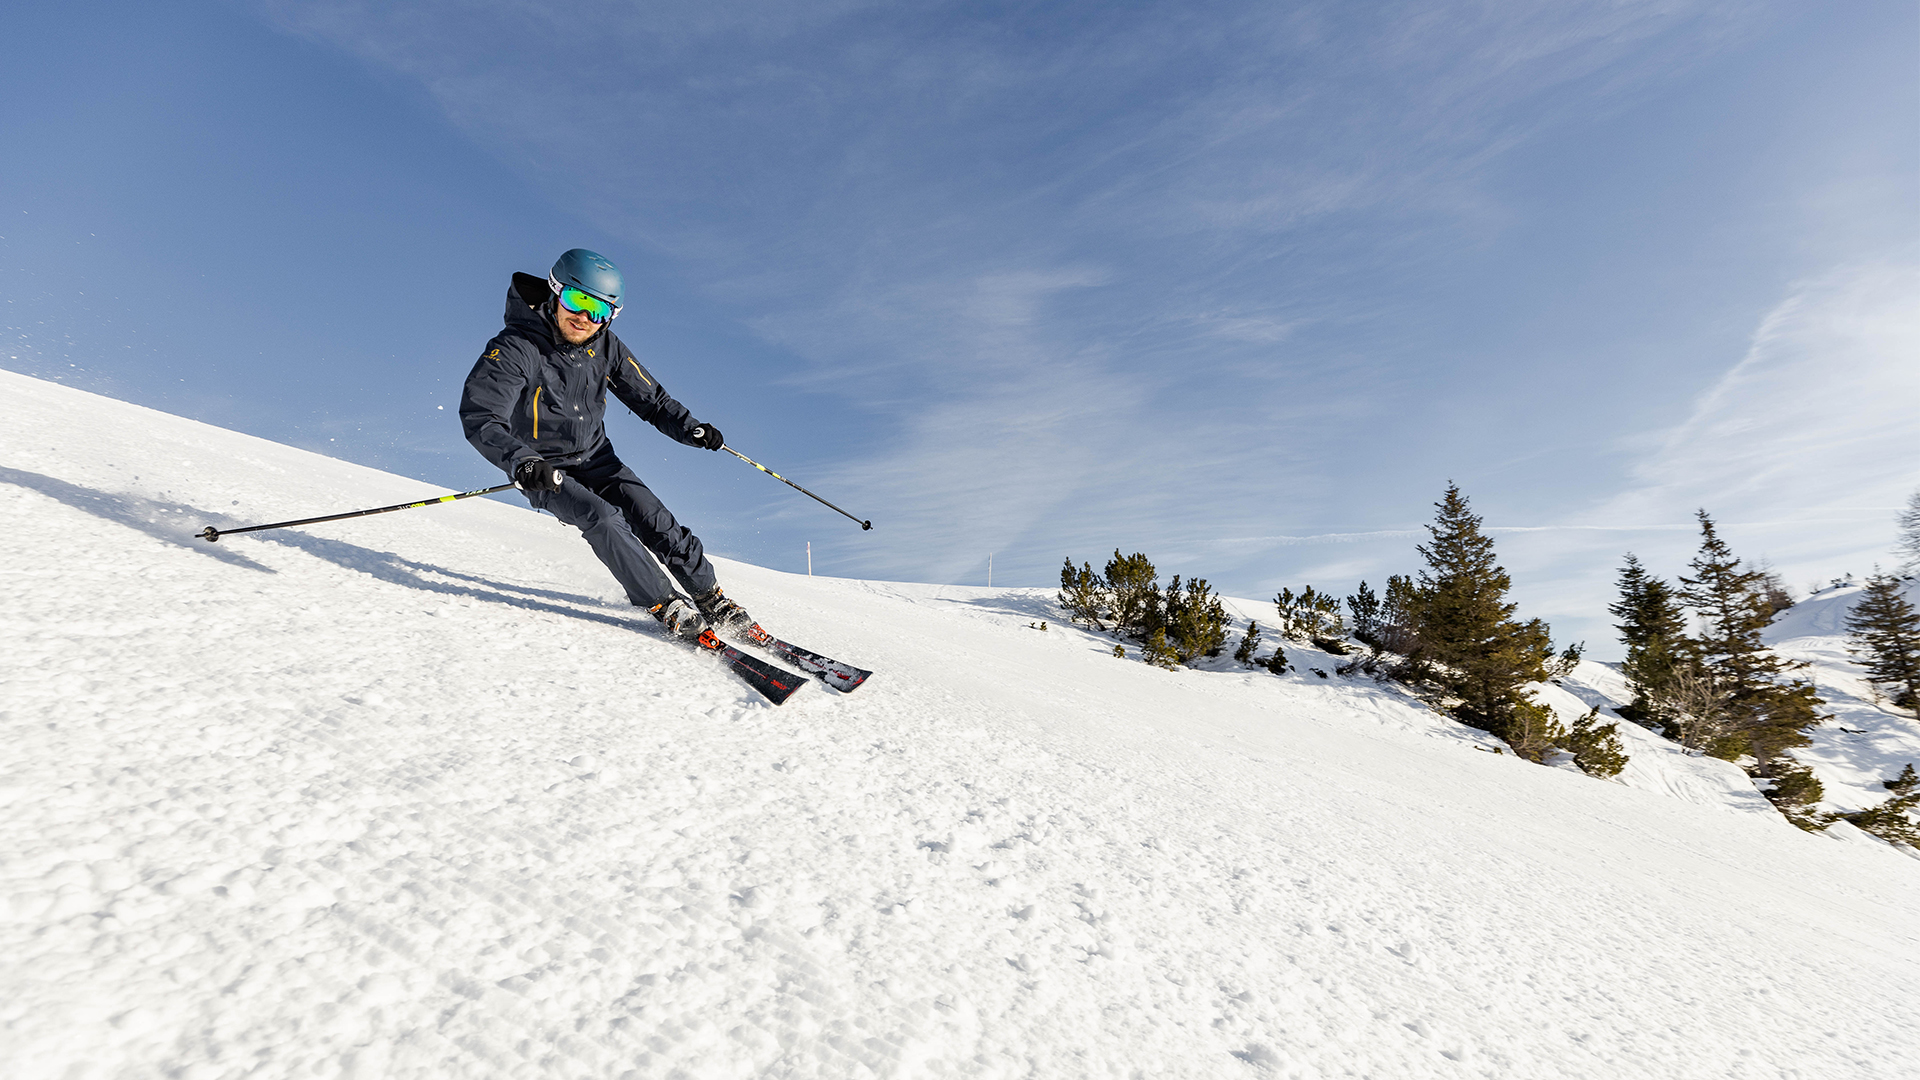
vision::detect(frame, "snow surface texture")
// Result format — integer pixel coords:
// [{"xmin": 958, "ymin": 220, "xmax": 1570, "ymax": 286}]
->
[
  {"xmin": 2, "ymin": 369, "xmax": 1917, "ymax": 1080},
  {"xmin": 1764, "ymin": 582, "xmax": 1920, "ymax": 816}
]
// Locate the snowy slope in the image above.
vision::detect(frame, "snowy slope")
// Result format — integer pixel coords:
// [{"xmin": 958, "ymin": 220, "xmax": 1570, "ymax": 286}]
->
[
  {"xmin": 2, "ymin": 369, "xmax": 1918, "ymax": 1080},
  {"xmin": 1765, "ymin": 583, "xmax": 1920, "ymax": 817}
]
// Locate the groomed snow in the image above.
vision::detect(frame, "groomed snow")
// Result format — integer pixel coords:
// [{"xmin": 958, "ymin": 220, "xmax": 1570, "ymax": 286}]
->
[{"xmin": 2, "ymin": 369, "xmax": 1917, "ymax": 1079}]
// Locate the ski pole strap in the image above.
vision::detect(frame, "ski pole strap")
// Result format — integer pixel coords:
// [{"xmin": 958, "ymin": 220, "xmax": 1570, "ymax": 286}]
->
[
  {"xmin": 198, "ymin": 482, "xmax": 520, "ymax": 542},
  {"xmin": 721, "ymin": 445, "xmax": 872, "ymax": 531}
]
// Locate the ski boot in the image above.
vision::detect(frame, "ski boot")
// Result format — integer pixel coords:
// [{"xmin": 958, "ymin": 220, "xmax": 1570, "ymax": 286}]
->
[
  {"xmin": 693, "ymin": 585, "xmax": 756, "ymax": 634},
  {"xmin": 650, "ymin": 598, "xmax": 710, "ymax": 643}
]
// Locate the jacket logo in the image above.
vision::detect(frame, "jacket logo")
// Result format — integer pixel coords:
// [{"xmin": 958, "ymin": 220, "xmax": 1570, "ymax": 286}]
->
[
  {"xmin": 587, "ymin": 349, "xmax": 595, "ymax": 357},
  {"xmin": 486, "ymin": 349, "xmax": 500, "ymax": 359}
]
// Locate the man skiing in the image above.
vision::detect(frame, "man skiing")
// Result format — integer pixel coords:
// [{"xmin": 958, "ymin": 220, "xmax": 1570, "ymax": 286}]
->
[{"xmin": 460, "ymin": 248, "xmax": 752, "ymax": 642}]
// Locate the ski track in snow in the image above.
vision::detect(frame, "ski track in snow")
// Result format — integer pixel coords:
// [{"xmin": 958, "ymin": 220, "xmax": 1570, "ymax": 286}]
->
[{"xmin": 2, "ymin": 370, "xmax": 1918, "ymax": 1079}]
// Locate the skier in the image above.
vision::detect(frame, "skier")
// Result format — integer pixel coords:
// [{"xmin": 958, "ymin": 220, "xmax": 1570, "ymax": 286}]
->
[{"xmin": 460, "ymin": 248, "xmax": 752, "ymax": 642}]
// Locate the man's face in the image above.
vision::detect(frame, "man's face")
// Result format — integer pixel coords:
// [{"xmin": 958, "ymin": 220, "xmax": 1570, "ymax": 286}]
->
[{"xmin": 553, "ymin": 298, "xmax": 602, "ymax": 345}]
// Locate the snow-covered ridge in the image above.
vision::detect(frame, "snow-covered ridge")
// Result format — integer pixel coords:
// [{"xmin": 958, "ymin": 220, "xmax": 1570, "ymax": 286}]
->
[
  {"xmin": 2, "ymin": 369, "xmax": 1917, "ymax": 1079},
  {"xmin": 1765, "ymin": 581, "xmax": 1920, "ymax": 818}
]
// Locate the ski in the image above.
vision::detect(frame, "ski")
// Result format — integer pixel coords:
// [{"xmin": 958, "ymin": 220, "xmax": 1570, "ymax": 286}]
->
[
  {"xmin": 728, "ymin": 623, "xmax": 873, "ymax": 693},
  {"xmin": 694, "ymin": 629, "xmax": 806, "ymax": 705}
]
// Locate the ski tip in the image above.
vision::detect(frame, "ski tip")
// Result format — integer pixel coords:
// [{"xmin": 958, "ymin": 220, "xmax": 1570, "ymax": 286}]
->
[{"xmin": 824, "ymin": 670, "xmax": 872, "ymax": 693}]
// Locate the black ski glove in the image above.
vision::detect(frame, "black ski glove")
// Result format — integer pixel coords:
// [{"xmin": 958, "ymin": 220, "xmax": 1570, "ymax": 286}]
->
[
  {"xmin": 689, "ymin": 423, "xmax": 725, "ymax": 451},
  {"xmin": 514, "ymin": 458, "xmax": 565, "ymax": 492}
]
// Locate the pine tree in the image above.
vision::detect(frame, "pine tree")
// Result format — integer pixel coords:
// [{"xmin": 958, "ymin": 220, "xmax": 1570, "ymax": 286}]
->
[
  {"xmin": 1378, "ymin": 574, "xmax": 1422, "ymax": 656},
  {"xmin": 1234, "ymin": 620, "xmax": 1263, "ymax": 665},
  {"xmin": 1103, "ymin": 551, "xmax": 1160, "ymax": 637},
  {"xmin": 1676, "ymin": 510, "xmax": 1829, "ymax": 815},
  {"xmin": 1608, "ymin": 553, "xmax": 1690, "ymax": 731},
  {"xmin": 1764, "ymin": 760, "xmax": 1828, "ymax": 831},
  {"xmin": 1057, "ymin": 558, "xmax": 1108, "ymax": 630},
  {"xmin": 1837, "ymin": 764, "xmax": 1920, "ymax": 847},
  {"xmin": 1754, "ymin": 562, "xmax": 1795, "ymax": 621},
  {"xmin": 1346, "ymin": 581, "xmax": 1381, "ymax": 650},
  {"xmin": 1845, "ymin": 571, "xmax": 1920, "ymax": 712},
  {"xmin": 1502, "ymin": 698, "xmax": 1566, "ymax": 764},
  {"xmin": 1563, "ymin": 708, "xmax": 1629, "ymax": 779},
  {"xmin": 1263, "ymin": 644, "xmax": 1288, "ymax": 675},
  {"xmin": 1273, "ymin": 586, "xmax": 1344, "ymax": 643},
  {"xmin": 1411, "ymin": 483, "xmax": 1555, "ymax": 742},
  {"xmin": 1140, "ymin": 626, "xmax": 1181, "ymax": 669},
  {"xmin": 1163, "ymin": 575, "xmax": 1230, "ymax": 662},
  {"xmin": 1546, "ymin": 641, "xmax": 1584, "ymax": 679}
]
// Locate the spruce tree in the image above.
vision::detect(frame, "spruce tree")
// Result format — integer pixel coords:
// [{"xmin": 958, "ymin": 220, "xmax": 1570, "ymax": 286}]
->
[
  {"xmin": 1608, "ymin": 553, "xmax": 1690, "ymax": 731},
  {"xmin": 1346, "ymin": 581, "xmax": 1381, "ymax": 650},
  {"xmin": 1676, "ymin": 510, "xmax": 1828, "ymax": 814},
  {"xmin": 1412, "ymin": 484, "xmax": 1555, "ymax": 741},
  {"xmin": 1845, "ymin": 571, "xmax": 1920, "ymax": 712}
]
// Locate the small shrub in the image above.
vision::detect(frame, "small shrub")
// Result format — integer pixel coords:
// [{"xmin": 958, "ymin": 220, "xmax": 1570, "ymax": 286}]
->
[
  {"xmin": 1141, "ymin": 627, "xmax": 1181, "ymax": 669},
  {"xmin": 1263, "ymin": 647, "xmax": 1288, "ymax": 675},
  {"xmin": 1546, "ymin": 641, "xmax": 1584, "ymax": 680},
  {"xmin": 1501, "ymin": 698, "xmax": 1566, "ymax": 764},
  {"xmin": 1311, "ymin": 636, "xmax": 1350, "ymax": 656},
  {"xmin": 1759, "ymin": 760, "xmax": 1827, "ymax": 831},
  {"xmin": 1834, "ymin": 763, "xmax": 1920, "ymax": 847},
  {"xmin": 1233, "ymin": 621, "xmax": 1263, "ymax": 665},
  {"xmin": 1377, "ymin": 574, "xmax": 1423, "ymax": 655},
  {"xmin": 1562, "ymin": 707, "xmax": 1629, "ymax": 779},
  {"xmin": 1275, "ymin": 586, "xmax": 1345, "ymax": 642}
]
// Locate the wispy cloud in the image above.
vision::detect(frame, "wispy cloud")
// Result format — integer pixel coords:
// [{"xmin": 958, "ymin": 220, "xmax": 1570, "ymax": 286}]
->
[
  {"xmin": 246, "ymin": 0, "xmax": 1892, "ymax": 628},
  {"xmin": 1597, "ymin": 260, "xmax": 1919, "ymax": 543},
  {"xmin": 1494, "ymin": 260, "xmax": 1920, "ymax": 648}
]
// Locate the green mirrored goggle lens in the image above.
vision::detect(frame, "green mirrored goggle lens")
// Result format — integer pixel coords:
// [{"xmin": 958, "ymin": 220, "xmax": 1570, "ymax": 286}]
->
[{"xmin": 557, "ymin": 285, "xmax": 615, "ymax": 323}]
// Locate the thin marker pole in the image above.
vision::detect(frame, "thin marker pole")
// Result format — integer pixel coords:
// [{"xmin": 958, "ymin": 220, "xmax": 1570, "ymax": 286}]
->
[
  {"xmin": 988, "ymin": 553, "xmax": 993, "ymax": 588},
  {"xmin": 807, "ymin": 541, "xmax": 813, "ymax": 577}
]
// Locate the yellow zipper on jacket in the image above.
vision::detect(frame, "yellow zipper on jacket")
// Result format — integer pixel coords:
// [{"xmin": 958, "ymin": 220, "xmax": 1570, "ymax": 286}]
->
[{"xmin": 533, "ymin": 386, "xmax": 542, "ymax": 439}]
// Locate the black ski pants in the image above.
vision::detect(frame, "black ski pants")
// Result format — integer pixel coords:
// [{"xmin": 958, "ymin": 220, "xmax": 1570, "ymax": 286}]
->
[{"xmin": 524, "ymin": 441, "xmax": 717, "ymax": 608}]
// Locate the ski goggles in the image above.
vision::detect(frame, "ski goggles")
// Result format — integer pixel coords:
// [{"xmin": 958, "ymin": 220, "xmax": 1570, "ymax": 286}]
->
[{"xmin": 550, "ymin": 276, "xmax": 620, "ymax": 324}]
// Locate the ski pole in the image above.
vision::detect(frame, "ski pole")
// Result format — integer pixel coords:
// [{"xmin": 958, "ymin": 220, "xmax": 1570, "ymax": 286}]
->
[
  {"xmin": 198, "ymin": 481, "xmax": 523, "ymax": 542},
  {"xmin": 722, "ymin": 445, "xmax": 872, "ymax": 531}
]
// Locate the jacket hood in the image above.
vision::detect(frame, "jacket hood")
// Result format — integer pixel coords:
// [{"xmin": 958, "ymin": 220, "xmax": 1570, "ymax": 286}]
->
[
  {"xmin": 505, "ymin": 272, "xmax": 554, "ymax": 341},
  {"xmin": 505, "ymin": 271, "xmax": 611, "ymax": 351}
]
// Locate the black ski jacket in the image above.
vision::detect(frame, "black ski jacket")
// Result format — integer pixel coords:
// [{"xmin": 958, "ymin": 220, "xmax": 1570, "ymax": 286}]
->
[{"xmin": 461, "ymin": 272, "xmax": 704, "ymax": 476}]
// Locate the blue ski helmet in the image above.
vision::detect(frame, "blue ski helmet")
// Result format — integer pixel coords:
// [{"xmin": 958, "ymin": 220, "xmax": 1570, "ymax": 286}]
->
[{"xmin": 549, "ymin": 248, "xmax": 623, "ymax": 309}]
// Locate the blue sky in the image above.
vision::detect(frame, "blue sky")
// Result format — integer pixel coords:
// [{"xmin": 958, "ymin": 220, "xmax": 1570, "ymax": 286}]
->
[{"xmin": 3, "ymin": 0, "xmax": 1914, "ymax": 656}]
